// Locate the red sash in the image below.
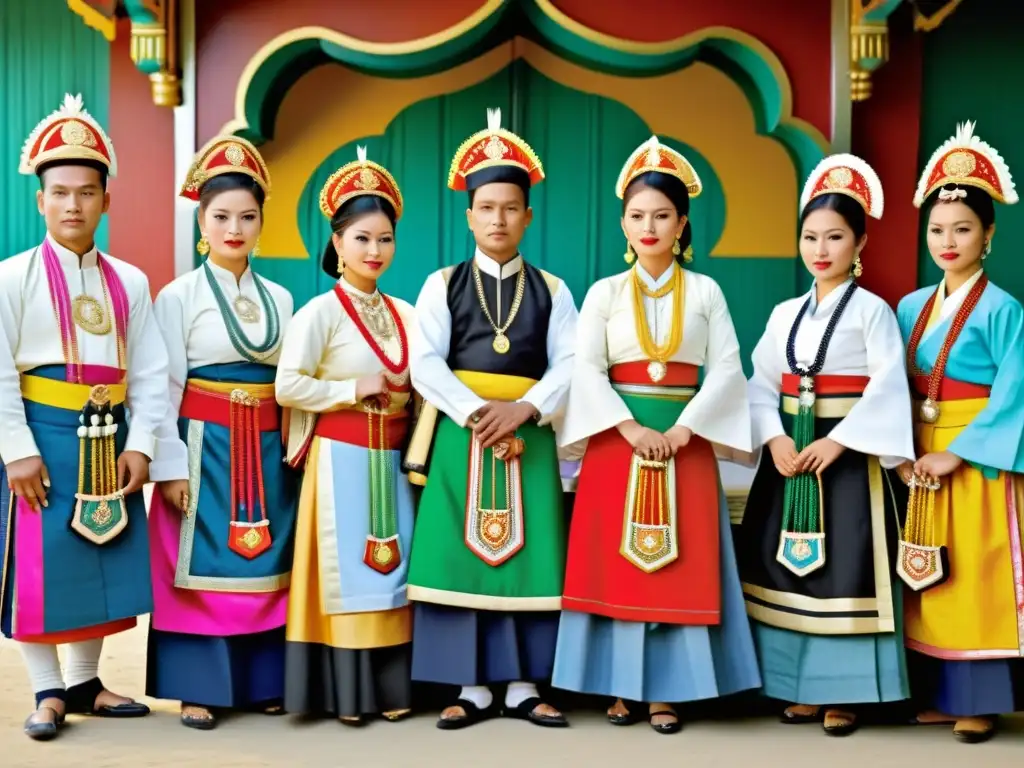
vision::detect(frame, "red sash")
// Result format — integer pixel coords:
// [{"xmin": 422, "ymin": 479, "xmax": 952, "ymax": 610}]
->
[
  {"xmin": 561, "ymin": 362, "xmax": 721, "ymax": 626},
  {"xmin": 314, "ymin": 408, "xmax": 410, "ymax": 448},
  {"xmin": 911, "ymin": 375, "xmax": 991, "ymax": 402}
]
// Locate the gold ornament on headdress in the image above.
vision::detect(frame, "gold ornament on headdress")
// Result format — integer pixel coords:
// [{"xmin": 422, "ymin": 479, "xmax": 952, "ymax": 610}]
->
[
  {"xmin": 616, "ymin": 136, "xmax": 702, "ymax": 200},
  {"xmin": 913, "ymin": 121, "xmax": 1018, "ymax": 208},
  {"xmin": 179, "ymin": 135, "xmax": 272, "ymax": 201},
  {"xmin": 799, "ymin": 153, "xmax": 884, "ymax": 219},
  {"xmin": 19, "ymin": 93, "xmax": 118, "ymax": 177},
  {"xmin": 318, "ymin": 146, "xmax": 404, "ymax": 220},
  {"xmin": 447, "ymin": 108, "xmax": 545, "ymax": 191}
]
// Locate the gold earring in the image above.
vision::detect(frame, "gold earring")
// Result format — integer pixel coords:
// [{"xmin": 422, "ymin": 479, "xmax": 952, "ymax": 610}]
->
[
  {"xmin": 196, "ymin": 234, "xmax": 210, "ymax": 256},
  {"xmin": 683, "ymin": 245, "xmax": 694, "ymax": 263},
  {"xmin": 852, "ymin": 253, "xmax": 863, "ymax": 278},
  {"xmin": 672, "ymin": 238, "xmax": 681, "ymax": 257},
  {"xmin": 624, "ymin": 242, "xmax": 636, "ymax": 264},
  {"xmin": 252, "ymin": 237, "xmax": 261, "ymax": 257}
]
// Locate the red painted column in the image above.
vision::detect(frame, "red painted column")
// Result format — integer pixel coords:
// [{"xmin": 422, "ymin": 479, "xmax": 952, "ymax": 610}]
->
[
  {"xmin": 852, "ymin": 10, "xmax": 922, "ymax": 307},
  {"xmin": 107, "ymin": 18, "xmax": 176, "ymax": 297}
]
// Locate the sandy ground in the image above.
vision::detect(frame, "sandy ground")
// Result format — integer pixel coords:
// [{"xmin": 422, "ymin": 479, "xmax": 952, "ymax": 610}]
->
[{"xmin": 1, "ymin": 621, "xmax": 1023, "ymax": 768}]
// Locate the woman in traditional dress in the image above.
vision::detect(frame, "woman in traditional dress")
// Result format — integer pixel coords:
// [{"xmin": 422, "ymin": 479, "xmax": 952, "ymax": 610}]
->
[
  {"xmin": 275, "ymin": 148, "xmax": 415, "ymax": 726},
  {"xmin": 735, "ymin": 154, "xmax": 915, "ymax": 736},
  {"xmin": 896, "ymin": 122, "xmax": 1024, "ymax": 744},
  {"xmin": 553, "ymin": 136, "xmax": 761, "ymax": 734},
  {"xmin": 147, "ymin": 136, "xmax": 298, "ymax": 730}
]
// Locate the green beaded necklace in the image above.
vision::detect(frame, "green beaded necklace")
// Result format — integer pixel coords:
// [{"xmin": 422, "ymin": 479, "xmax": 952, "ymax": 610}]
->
[{"xmin": 203, "ymin": 261, "xmax": 281, "ymax": 363}]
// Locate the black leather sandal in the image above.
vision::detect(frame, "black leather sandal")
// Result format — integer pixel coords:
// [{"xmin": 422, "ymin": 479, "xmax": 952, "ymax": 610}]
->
[
  {"xmin": 24, "ymin": 706, "xmax": 65, "ymax": 741},
  {"xmin": 180, "ymin": 703, "xmax": 217, "ymax": 731},
  {"xmin": 823, "ymin": 709, "xmax": 858, "ymax": 737},
  {"xmin": 607, "ymin": 703, "xmax": 640, "ymax": 726},
  {"xmin": 65, "ymin": 677, "xmax": 150, "ymax": 718},
  {"xmin": 648, "ymin": 707, "xmax": 682, "ymax": 735},
  {"xmin": 502, "ymin": 696, "xmax": 568, "ymax": 728},
  {"xmin": 436, "ymin": 699, "xmax": 498, "ymax": 730}
]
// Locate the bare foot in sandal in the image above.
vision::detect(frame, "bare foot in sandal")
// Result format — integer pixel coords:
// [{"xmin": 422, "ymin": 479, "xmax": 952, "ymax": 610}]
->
[
  {"xmin": 180, "ymin": 703, "xmax": 217, "ymax": 730},
  {"xmin": 823, "ymin": 708, "xmax": 858, "ymax": 736},
  {"xmin": 781, "ymin": 704, "xmax": 821, "ymax": 723}
]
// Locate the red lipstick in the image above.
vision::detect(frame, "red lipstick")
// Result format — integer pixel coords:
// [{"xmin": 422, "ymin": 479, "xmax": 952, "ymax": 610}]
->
[
  {"xmin": 640, "ymin": 237, "xmax": 659, "ymax": 246},
  {"xmin": 939, "ymin": 251, "xmax": 959, "ymax": 261}
]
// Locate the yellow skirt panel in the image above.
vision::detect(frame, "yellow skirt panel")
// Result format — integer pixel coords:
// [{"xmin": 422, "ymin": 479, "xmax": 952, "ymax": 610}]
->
[
  {"xmin": 285, "ymin": 438, "xmax": 411, "ymax": 650},
  {"xmin": 904, "ymin": 397, "xmax": 1024, "ymax": 658}
]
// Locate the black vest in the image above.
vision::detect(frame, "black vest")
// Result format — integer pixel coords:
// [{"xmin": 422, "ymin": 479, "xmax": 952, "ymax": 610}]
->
[{"xmin": 445, "ymin": 258, "xmax": 552, "ymax": 380}]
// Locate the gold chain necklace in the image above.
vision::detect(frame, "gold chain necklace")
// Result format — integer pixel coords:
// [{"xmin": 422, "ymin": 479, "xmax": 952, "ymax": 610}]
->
[
  {"xmin": 631, "ymin": 264, "xmax": 684, "ymax": 382},
  {"xmin": 473, "ymin": 262, "xmax": 526, "ymax": 354}
]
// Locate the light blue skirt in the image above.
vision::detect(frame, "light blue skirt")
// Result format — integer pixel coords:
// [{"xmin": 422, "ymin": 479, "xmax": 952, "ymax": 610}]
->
[
  {"xmin": 551, "ymin": 490, "xmax": 762, "ymax": 703},
  {"xmin": 752, "ymin": 584, "xmax": 909, "ymax": 705}
]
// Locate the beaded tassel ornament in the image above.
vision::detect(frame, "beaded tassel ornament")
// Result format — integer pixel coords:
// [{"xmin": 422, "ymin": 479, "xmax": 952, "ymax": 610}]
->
[
  {"xmin": 896, "ymin": 475, "xmax": 948, "ymax": 590},
  {"xmin": 776, "ymin": 282, "xmax": 858, "ymax": 576},
  {"xmin": 332, "ymin": 283, "xmax": 408, "ymax": 573},
  {"xmin": 227, "ymin": 389, "xmax": 273, "ymax": 559},
  {"xmin": 363, "ymin": 403, "xmax": 401, "ymax": 574},
  {"xmin": 70, "ymin": 387, "xmax": 128, "ymax": 545}
]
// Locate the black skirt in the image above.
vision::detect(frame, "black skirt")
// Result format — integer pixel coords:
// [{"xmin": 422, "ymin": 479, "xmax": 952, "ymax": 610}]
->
[
  {"xmin": 284, "ymin": 641, "xmax": 412, "ymax": 718},
  {"xmin": 736, "ymin": 409, "xmax": 908, "ymax": 635}
]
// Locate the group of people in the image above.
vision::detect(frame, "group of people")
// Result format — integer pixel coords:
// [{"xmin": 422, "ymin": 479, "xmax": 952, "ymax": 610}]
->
[{"xmin": 1, "ymin": 93, "xmax": 1021, "ymax": 747}]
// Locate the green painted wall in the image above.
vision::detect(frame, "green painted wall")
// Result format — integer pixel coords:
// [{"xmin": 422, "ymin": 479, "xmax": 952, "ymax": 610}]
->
[
  {"xmin": 255, "ymin": 62, "xmax": 804, "ymax": 374},
  {"xmin": 0, "ymin": 0, "xmax": 111, "ymax": 259},
  {"xmin": 919, "ymin": 3, "xmax": 1024, "ymax": 300}
]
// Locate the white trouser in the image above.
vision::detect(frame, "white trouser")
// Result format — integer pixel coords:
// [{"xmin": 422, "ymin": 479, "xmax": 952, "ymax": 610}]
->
[{"xmin": 18, "ymin": 638, "xmax": 103, "ymax": 695}]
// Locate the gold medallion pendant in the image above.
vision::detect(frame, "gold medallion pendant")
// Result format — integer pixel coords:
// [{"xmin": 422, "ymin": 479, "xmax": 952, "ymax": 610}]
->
[
  {"xmin": 646, "ymin": 360, "xmax": 667, "ymax": 383},
  {"xmin": 363, "ymin": 535, "xmax": 401, "ymax": 575},
  {"xmin": 918, "ymin": 398, "xmax": 940, "ymax": 424},
  {"xmin": 492, "ymin": 332, "xmax": 511, "ymax": 354},
  {"xmin": 233, "ymin": 295, "xmax": 262, "ymax": 323},
  {"xmin": 72, "ymin": 294, "xmax": 111, "ymax": 335},
  {"xmin": 229, "ymin": 519, "xmax": 273, "ymax": 559}
]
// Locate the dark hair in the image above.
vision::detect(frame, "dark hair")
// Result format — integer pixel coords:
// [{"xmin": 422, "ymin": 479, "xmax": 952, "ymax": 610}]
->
[
  {"xmin": 466, "ymin": 166, "xmax": 531, "ymax": 208},
  {"xmin": 800, "ymin": 193, "xmax": 867, "ymax": 239},
  {"xmin": 321, "ymin": 195, "xmax": 398, "ymax": 278},
  {"xmin": 198, "ymin": 172, "xmax": 266, "ymax": 212},
  {"xmin": 622, "ymin": 171, "xmax": 692, "ymax": 264},
  {"xmin": 37, "ymin": 159, "xmax": 108, "ymax": 192},
  {"xmin": 923, "ymin": 184, "xmax": 996, "ymax": 229}
]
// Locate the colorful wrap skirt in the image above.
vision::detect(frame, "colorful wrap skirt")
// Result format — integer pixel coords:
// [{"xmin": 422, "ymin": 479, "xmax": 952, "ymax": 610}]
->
[
  {"xmin": 146, "ymin": 362, "xmax": 298, "ymax": 708},
  {"xmin": 553, "ymin": 362, "xmax": 760, "ymax": 702},
  {"xmin": 285, "ymin": 394, "xmax": 415, "ymax": 718},
  {"xmin": 1, "ymin": 364, "xmax": 151, "ymax": 643},
  {"xmin": 904, "ymin": 376, "xmax": 1024, "ymax": 716},
  {"xmin": 407, "ymin": 371, "xmax": 564, "ymax": 687}
]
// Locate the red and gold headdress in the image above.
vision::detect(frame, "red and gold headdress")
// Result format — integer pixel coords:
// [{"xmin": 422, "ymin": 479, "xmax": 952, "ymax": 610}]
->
[
  {"xmin": 179, "ymin": 135, "xmax": 271, "ymax": 201},
  {"xmin": 19, "ymin": 93, "xmax": 117, "ymax": 177},
  {"xmin": 447, "ymin": 108, "xmax": 544, "ymax": 192},
  {"xmin": 913, "ymin": 121, "xmax": 1017, "ymax": 207},
  {"xmin": 319, "ymin": 146, "xmax": 403, "ymax": 220},
  {"xmin": 615, "ymin": 136, "xmax": 702, "ymax": 199},
  {"xmin": 800, "ymin": 153, "xmax": 883, "ymax": 219}
]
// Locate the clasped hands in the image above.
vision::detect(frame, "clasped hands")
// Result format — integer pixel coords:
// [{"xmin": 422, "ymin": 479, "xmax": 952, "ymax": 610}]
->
[
  {"xmin": 767, "ymin": 435, "xmax": 845, "ymax": 478},
  {"xmin": 619, "ymin": 421, "xmax": 693, "ymax": 462},
  {"xmin": 470, "ymin": 400, "xmax": 538, "ymax": 449}
]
